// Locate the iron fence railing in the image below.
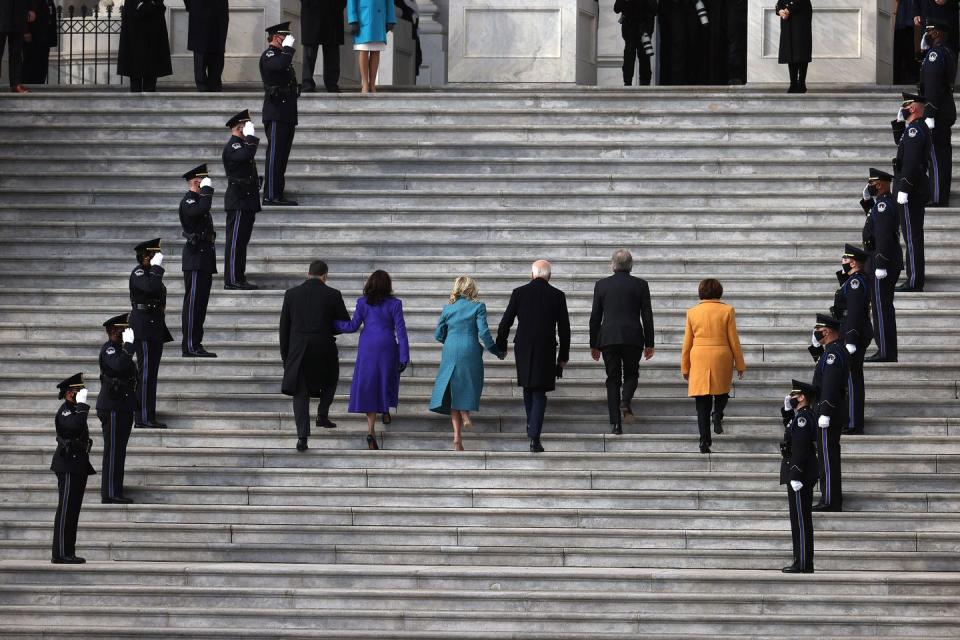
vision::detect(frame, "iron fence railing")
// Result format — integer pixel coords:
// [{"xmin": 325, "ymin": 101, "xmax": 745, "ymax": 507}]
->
[{"xmin": 55, "ymin": 4, "xmax": 124, "ymax": 85}]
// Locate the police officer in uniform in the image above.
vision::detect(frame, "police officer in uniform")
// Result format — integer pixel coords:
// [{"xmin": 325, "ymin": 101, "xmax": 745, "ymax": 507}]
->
[
  {"xmin": 52, "ymin": 373, "xmax": 95, "ymax": 564},
  {"xmin": 222, "ymin": 109, "xmax": 262, "ymax": 289},
  {"xmin": 97, "ymin": 315, "xmax": 138, "ymax": 504},
  {"xmin": 892, "ymin": 92, "xmax": 932, "ymax": 293},
  {"xmin": 260, "ymin": 22, "xmax": 299, "ymax": 206},
  {"xmin": 834, "ymin": 244, "xmax": 873, "ymax": 436},
  {"xmin": 920, "ymin": 20, "xmax": 956, "ymax": 207},
  {"xmin": 810, "ymin": 313, "xmax": 847, "ymax": 512},
  {"xmin": 179, "ymin": 164, "xmax": 218, "ymax": 357},
  {"xmin": 861, "ymin": 168, "xmax": 902, "ymax": 363},
  {"xmin": 779, "ymin": 379, "xmax": 819, "ymax": 574},
  {"xmin": 130, "ymin": 238, "xmax": 174, "ymax": 428}
]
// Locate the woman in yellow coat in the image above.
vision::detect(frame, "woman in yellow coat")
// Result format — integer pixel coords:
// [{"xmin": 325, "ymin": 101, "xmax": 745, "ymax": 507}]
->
[{"xmin": 680, "ymin": 279, "xmax": 746, "ymax": 453}]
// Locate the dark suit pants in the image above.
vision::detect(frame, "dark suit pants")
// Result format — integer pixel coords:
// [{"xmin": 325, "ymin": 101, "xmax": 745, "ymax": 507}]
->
[
  {"xmin": 724, "ymin": 0, "xmax": 747, "ymax": 82},
  {"xmin": 303, "ymin": 43, "xmax": 341, "ymax": 90},
  {"xmin": 694, "ymin": 394, "xmax": 728, "ymax": 447},
  {"xmin": 930, "ymin": 125, "xmax": 952, "ymax": 206},
  {"xmin": 293, "ymin": 375, "xmax": 337, "ymax": 439},
  {"xmin": 621, "ymin": 39, "xmax": 651, "ymax": 86},
  {"xmin": 129, "ymin": 76, "xmax": 158, "ymax": 92},
  {"xmin": 135, "ymin": 339, "xmax": 163, "ymax": 424},
  {"xmin": 602, "ymin": 345, "xmax": 642, "ymax": 424},
  {"xmin": 21, "ymin": 39, "xmax": 50, "ymax": 84},
  {"xmin": 182, "ymin": 270, "xmax": 212, "ymax": 354},
  {"xmin": 847, "ymin": 348, "xmax": 865, "ymax": 431},
  {"xmin": 0, "ymin": 32, "xmax": 23, "ymax": 87},
  {"xmin": 98, "ymin": 409, "xmax": 133, "ymax": 500},
  {"xmin": 53, "ymin": 472, "xmax": 87, "ymax": 559},
  {"xmin": 263, "ymin": 120, "xmax": 296, "ymax": 201},
  {"xmin": 787, "ymin": 482, "xmax": 814, "ymax": 571},
  {"xmin": 193, "ymin": 50, "xmax": 225, "ymax": 91},
  {"xmin": 871, "ymin": 269, "xmax": 899, "ymax": 360},
  {"xmin": 224, "ymin": 210, "xmax": 256, "ymax": 286},
  {"xmin": 899, "ymin": 198, "xmax": 925, "ymax": 290},
  {"xmin": 893, "ymin": 28, "xmax": 918, "ymax": 85},
  {"xmin": 816, "ymin": 423, "xmax": 842, "ymax": 508},
  {"xmin": 523, "ymin": 388, "xmax": 548, "ymax": 441}
]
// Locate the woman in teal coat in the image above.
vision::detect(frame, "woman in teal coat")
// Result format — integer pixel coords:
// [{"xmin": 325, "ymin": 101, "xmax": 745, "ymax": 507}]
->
[
  {"xmin": 429, "ymin": 276, "xmax": 505, "ymax": 450},
  {"xmin": 347, "ymin": 0, "xmax": 396, "ymax": 93}
]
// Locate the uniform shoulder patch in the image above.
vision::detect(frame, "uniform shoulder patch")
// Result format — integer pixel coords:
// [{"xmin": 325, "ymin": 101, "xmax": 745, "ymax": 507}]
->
[
  {"xmin": 797, "ymin": 417, "xmax": 807, "ymax": 428},
  {"xmin": 877, "ymin": 202, "xmax": 887, "ymax": 212},
  {"xmin": 232, "ymin": 142, "xmax": 242, "ymax": 149},
  {"xmin": 134, "ymin": 268, "xmax": 145, "ymax": 276},
  {"xmin": 186, "ymin": 199, "xmax": 196, "ymax": 205},
  {"xmin": 909, "ymin": 128, "xmax": 918, "ymax": 137},
  {"xmin": 266, "ymin": 51, "xmax": 275, "ymax": 57},
  {"xmin": 851, "ymin": 278, "xmax": 860, "ymax": 289},
  {"xmin": 930, "ymin": 51, "xmax": 939, "ymax": 62},
  {"xmin": 61, "ymin": 409, "xmax": 71, "ymax": 417},
  {"xmin": 106, "ymin": 346, "xmax": 116, "ymax": 355},
  {"xmin": 826, "ymin": 353, "xmax": 837, "ymax": 365}
]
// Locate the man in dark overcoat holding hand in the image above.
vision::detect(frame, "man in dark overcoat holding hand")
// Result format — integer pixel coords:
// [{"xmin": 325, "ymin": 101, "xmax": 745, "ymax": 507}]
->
[
  {"xmin": 184, "ymin": 0, "xmax": 229, "ymax": 91},
  {"xmin": 496, "ymin": 260, "xmax": 571, "ymax": 453},
  {"xmin": 300, "ymin": 0, "xmax": 346, "ymax": 92}
]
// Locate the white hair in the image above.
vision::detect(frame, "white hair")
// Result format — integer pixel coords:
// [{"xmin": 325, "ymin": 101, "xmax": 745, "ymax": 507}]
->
[
  {"xmin": 531, "ymin": 260, "xmax": 551, "ymax": 280},
  {"xmin": 611, "ymin": 249, "xmax": 633, "ymax": 272}
]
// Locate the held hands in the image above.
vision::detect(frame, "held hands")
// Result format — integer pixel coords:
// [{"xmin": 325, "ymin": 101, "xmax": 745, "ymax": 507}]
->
[
  {"xmin": 242, "ymin": 121, "xmax": 255, "ymax": 137},
  {"xmin": 282, "ymin": 35, "xmax": 295, "ymax": 48},
  {"xmin": 875, "ymin": 268, "xmax": 888, "ymax": 280},
  {"xmin": 818, "ymin": 416, "xmax": 830, "ymax": 429},
  {"xmin": 121, "ymin": 328, "xmax": 135, "ymax": 345},
  {"xmin": 149, "ymin": 252, "xmax": 164, "ymax": 267},
  {"xmin": 350, "ymin": 22, "xmax": 360, "ymax": 36},
  {"xmin": 845, "ymin": 343, "xmax": 857, "ymax": 355},
  {"xmin": 76, "ymin": 389, "xmax": 89, "ymax": 405},
  {"xmin": 200, "ymin": 177, "xmax": 213, "ymax": 189},
  {"xmin": 790, "ymin": 480, "xmax": 803, "ymax": 492},
  {"xmin": 897, "ymin": 191, "xmax": 909, "ymax": 205},
  {"xmin": 399, "ymin": 362, "xmax": 408, "ymax": 373}
]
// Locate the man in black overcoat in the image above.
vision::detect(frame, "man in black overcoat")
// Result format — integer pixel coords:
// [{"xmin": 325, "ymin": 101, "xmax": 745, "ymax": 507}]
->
[
  {"xmin": 184, "ymin": 0, "xmax": 229, "ymax": 91},
  {"xmin": 496, "ymin": 260, "xmax": 571, "ymax": 453},
  {"xmin": 776, "ymin": 0, "xmax": 812, "ymax": 93},
  {"xmin": 0, "ymin": 0, "xmax": 31, "ymax": 92},
  {"xmin": 301, "ymin": 0, "xmax": 346, "ymax": 92},
  {"xmin": 117, "ymin": 0, "xmax": 172, "ymax": 92},
  {"xmin": 21, "ymin": 0, "xmax": 56, "ymax": 85},
  {"xmin": 280, "ymin": 260, "xmax": 350, "ymax": 451}
]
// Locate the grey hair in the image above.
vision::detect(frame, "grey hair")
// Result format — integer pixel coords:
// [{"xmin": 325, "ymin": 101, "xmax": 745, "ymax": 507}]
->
[
  {"xmin": 611, "ymin": 249, "xmax": 633, "ymax": 272},
  {"xmin": 531, "ymin": 260, "xmax": 551, "ymax": 280}
]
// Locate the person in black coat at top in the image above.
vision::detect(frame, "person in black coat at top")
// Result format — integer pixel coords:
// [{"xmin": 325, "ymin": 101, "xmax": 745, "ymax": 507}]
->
[
  {"xmin": 184, "ymin": 0, "xmax": 229, "ymax": 91},
  {"xmin": 0, "ymin": 0, "xmax": 31, "ymax": 93},
  {"xmin": 280, "ymin": 260, "xmax": 350, "ymax": 451},
  {"xmin": 496, "ymin": 260, "xmax": 571, "ymax": 453},
  {"xmin": 914, "ymin": 0, "xmax": 960, "ymax": 63},
  {"xmin": 117, "ymin": 0, "xmax": 172, "ymax": 92},
  {"xmin": 52, "ymin": 373, "xmax": 95, "ymax": 564},
  {"xmin": 776, "ymin": 0, "xmax": 812, "ymax": 93},
  {"xmin": 21, "ymin": 0, "xmax": 56, "ymax": 85},
  {"xmin": 779, "ymin": 379, "xmax": 819, "ymax": 574},
  {"xmin": 222, "ymin": 109, "xmax": 262, "ymax": 290},
  {"xmin": 919, "ymin": 20, "xmax": 957, "ymax": 207},
  {"xmin": 301, "ymin": 0, "xmax": 346, "ymax": 92},
  {"xmin": 97, "ymin": 314, "xmax": 138, "ymax": 504},
  {"xmin": 860, "ymin": 168, "xmax": 902, "ymax": 363},
  {"xmin": 589, "ymin": 249, "xmax": 655, "ymax": 435},
  {"xmin": 179, "ymin": 164, "xmax": 217, "ymax": 357},
  {"xmin": 260, "ymin": 22, "xmax": 299, "ymax": 206},
  {"xmin": 614, "ymin": 0, "xmax": 657, "ymax": 86}
]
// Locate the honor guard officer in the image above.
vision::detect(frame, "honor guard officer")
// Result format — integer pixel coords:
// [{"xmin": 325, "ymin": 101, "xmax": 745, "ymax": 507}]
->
[
  {"xmin": 222, "ymin": 109, "xmax": 262, "ymax": 289},
  {"xmin": 861, "ymin": 168, "xmax": 903, "ymax": 363},
  {"xmin": 97, "ymin": 315, "xmax": 138, "ymax": 504},
  {"xmin": 52, "ymin": 373, "xmax": 95, "ymax": 564},
  {"xmin": 892, "ymin": 92, "xmax": 932, "ymax": 293},
  {"xmin": 180, "ymin": 164, "xmax": 218, "ymax": 357},
  {"xmin": 130, "ymin": 238, "xmax": 174, "ymax": 429},
  {"xmin": 780, "ymin": 379, "xmax": 819, "ymax": 574},
  {"xmin": 920, "ymin": 19, "xmax": 957, "ymax": 207},
  {"xmin": 835, "ymin": 244, "xmax": 873, "ymax": 435},
  {"xmin": 811, "ymin": 313, "xmax": 847, "ymax": 512},
  {"xmin": 260, "ymin": 22, "xmax": 299, "ymax": 206}
]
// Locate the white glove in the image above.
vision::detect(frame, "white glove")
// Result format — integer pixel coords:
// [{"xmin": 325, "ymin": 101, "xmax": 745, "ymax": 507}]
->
[
  {"xmin": 200, "ymin": 177, "xmax": 213, "ymax": 189},
  {"xmin": 862, "ymin": 185, "xmax": 872, "ymax": 200},
  {"xmin": 811, "ymin": 331, "xmax": 820, "ymax": 348},
  {"xmin": 242, "ymin": 121, "xmax": 255, "ymax": 137},
  {"xmin": 896, "ymin": 107, "xmax": 905, "ymax": 122},
  {"xmin": 149, "ymin": 252, "xmax": 164, "ymax": 267},
  {"xmin": 875, "ymin": 268, "xmax": 887, "ymax": 280},
  {"xmin": 897, "ymin": 191, "xmax": 909, "ymax": 205},
  {"xmin": 282, "ymin": 34, "xmax": 295, "ymax": 48},
  {"xmin": 926, "ymin": 117, "xmax": 936, "ymax": 130},
  {"xmin": 75, "ymin": 389, "xmax": 88, "ymax": 404},
  {"xmin": 121, "ymin": 328, "xmax": 135, "ymax": 344},
  {"xmin": 818, "ymin": 416, "xmax": 830, "ymax": 429},
  {"xmin": 790, "ymin": 480, "xmax": 803, "ymax": 492},
  {"xmin": 921, "ymin": 33, "xmax": 931, "ymax": 51},
  {"xmin": 845, "ymin": 343, "xmax": 857, "ymax": 355},
  {"xmin": 784, "ymin": 394, "xmax": 793, "ymax": 412}
]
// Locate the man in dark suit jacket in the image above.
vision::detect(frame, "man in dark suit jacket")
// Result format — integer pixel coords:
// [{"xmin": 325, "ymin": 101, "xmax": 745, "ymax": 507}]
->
[
  {"xmin": 496, "ymin": 260, "xmax": 571, "ymax": 453},
  {"xmin": 589, "ymin": 249, "xmax": 655, "ymax": 434},
  {"xmin": 280, "ymin": 259, "xmax": 350, "ymax": 451}
]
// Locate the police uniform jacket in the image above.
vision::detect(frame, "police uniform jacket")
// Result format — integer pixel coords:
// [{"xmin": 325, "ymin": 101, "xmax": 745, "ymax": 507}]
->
[
  {"xmin": 861, "ymin": 193, "xmax": 904, "ymax": 272},
  {"xmin": 812, "ymin": 341, "xmax": 848, "ymax": 423},
  {"xmin": 129, "ymin": 263, "xmax": 174, "ymax": 343},
  {"xmin": 96, "ymin": 340, "xmax": 138, "ymax": 412},
  {"xmin": 184, "ymin": 0, "xmax": 229, "ymax": 53},
  {"xmin": 279, "ymin": 278, "xmax": 350, "ymax": 396},
  {"xmin": 893, "ymin": 118, "xmax": 932, "ymax": 197},
  {"xmin": 776, "ymin": 0, "xmax": 812, "ymax": 64},
  {"xmin": 613, "ymin": 0, "xmax": 657, "ymax": 39},
  {"xmin": 779, "ymin": 406, "xmax": 819, "ymax": 486},
  {"xmin": 51, "ymin": 401, "xmax": 96, "ymax": 476},
  {"xmin": 223, "ymin": 134, "xmax": 263, "ymax": 212},
  {"xmin": 834, "ymin": 271, "xmax": 873, "ymax": 349},
  {"xmin": 260, "ymin": 44, "xmax": 299, "ymax": 125},
  {"xmin": 117, "ymin": 0, "xmax": 173, "ymax": 79},
  {"xmin": 179, "ymin": 186, "xmax": 217, "ymax": 273},
  {"xmin": 300, "ymin": 0, "xmax": 347, "ymax": 47},
  {"xmin": 920, "ymin": 41, "xmax": 957, "ymax": 127}
]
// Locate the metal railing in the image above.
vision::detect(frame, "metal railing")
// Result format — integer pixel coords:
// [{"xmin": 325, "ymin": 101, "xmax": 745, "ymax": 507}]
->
[{"xmin": 55, "ymin": 3, "xmax": 124, "ymax": 85}]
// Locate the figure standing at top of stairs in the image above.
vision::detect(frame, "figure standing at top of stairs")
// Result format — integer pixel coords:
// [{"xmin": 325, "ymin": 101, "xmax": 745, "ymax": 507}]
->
[
  {"xmin": 301, "ymin": 0, "xmax": 346, "ymax": 93},
  {"xmin": 97, "ymin": 314, "xmax": 138, "ymax": 504},
  {"xmin": 0, "ymin": 0, "xmax": 31, "ymax": 93},
  {"xmin": 223, "ymin": 109, "xmax": 262, "ymax": 290},
  {"xmin": 613, "ymin": 0, "xmax": 656, "ymax": 87},
  {"xmin": 117, "ymin": 0, "xmax": 172, "ymax": 92},
  {"xmin": 775, "ymin": 0, "xmax": 811, "ymax": 93},
  {"xmin": 779, "ymin": 380, "xmax": 819, "ymax": 574},
  {"xmin": 184, "ymin": 0, "xmax": 229, "ymax": 92},
  {"xmin": 260, "ymin": 22, "xmax": 300, "ymax": 206},
  {"xmin": 51, "ymin": 373, "xmax": 95, "ymax": 565},
  {"xmin": 179, "ymin": 164, "xmax": 218, "ymax": 358},
  {"xmin": 348, "ymin": 0, "xmax": 396, "ymax": 93}
]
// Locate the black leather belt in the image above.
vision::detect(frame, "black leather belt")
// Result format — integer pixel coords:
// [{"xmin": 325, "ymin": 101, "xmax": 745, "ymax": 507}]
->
[{"xmin": 133, "ymin": 304, "xmax": 161, "ymax": 311}]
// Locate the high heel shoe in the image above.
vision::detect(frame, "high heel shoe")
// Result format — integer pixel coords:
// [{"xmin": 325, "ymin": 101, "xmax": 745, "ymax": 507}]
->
[
  {"xmin": 382, "ymin": 412, "xmax": 392, "ymax": 425},
  {"xmin": 366, "ymin": 434, "xmax": 379, "ymax": 450},
  {"xmin": 453, "ymin": 438, "xmax": 464, "ymax": 452},
  {"xmin": 462, "ymin": 414, "xmax": 473, "ymax": 429}
]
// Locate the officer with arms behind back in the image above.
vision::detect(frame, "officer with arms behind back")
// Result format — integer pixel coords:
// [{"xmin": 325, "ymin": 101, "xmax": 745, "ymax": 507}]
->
[
  {"xmin": 891, "ymin": 92, "xmax": 932, "ymax": 293},
  {"xmin": 260, "ymin": 22, "xmax": 299, "ymax": 206},
  {"xmin": 51, "ymin": 373, "xmax": 95, "ymax": 564},
  {"xmin": 222, "ymin": 109, "xmax": 262, "ymax": 290},
  {"xmin": 780, "ymin": 379, "xmax": 819, "ymax": 574},
  {"xmin": 834, "ymin": 244, "xmax": 873, "ymax": 435},
  {"xmin": 97, "ymin": 314, "xmax": 138, "ymax": 504},
  {"xmin": 810, "ymin": 313, "xmax": 847, "ymax": 512},
  {"xmin": 179, "ymin": 164, "xmax": 218, "ymax": 357},
  {"xmin": 860, "ymin": 168, "xmax": 902, "ymax": 363}
]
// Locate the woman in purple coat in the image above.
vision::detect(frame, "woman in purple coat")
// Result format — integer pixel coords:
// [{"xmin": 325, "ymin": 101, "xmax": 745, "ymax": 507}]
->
[{"xmin": 335, "ymin": 270, "xmax": 409, "ymax": 449}]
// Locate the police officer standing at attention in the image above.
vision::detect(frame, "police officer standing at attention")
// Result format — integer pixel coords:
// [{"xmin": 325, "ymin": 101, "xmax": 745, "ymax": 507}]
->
[
  {"xmin": 861, "ymin": 169, "xmax": 902, "ymax": 363},
  {"xmin": 810, "ymin": 313, "xmax": 847, "ymax": 512},
  {"xmin": 130, "ymin": 239, "xmax": 173, "ymax": 429},
  {"xmin": 97, "ymin": 315, "xmax": 138, "ymax": 504},
  {"xmin": 892, "ymin": 92, "xmax": 932, "ymax": 293},
  {"xmin": 180, "ymin": 164, "xmax": 218, "ymax": 357},
  {"xmin": 184, "ymin": 0, "xmax": 229, "ymax": 91},
  {"xmin": 834, "ymin": 244, "xmax": 873, "ymax": 436},
  {"xmin": 52, "ymin": 373, "xmax": 95, "ymax": 564},
  {"xmin": 919, "ymin": 20, "xmax": 956, "ymax": 207},
  {"xmin": 222, "ymin": 109, "xmax": 262, "ymax": 290},
  {"xmin": 779, "ymin": 379, "xmax": 819, "ymax": 574},
  {"xmin": 260, "ymin": 22, "xmax": 299, "ymax": 207}
]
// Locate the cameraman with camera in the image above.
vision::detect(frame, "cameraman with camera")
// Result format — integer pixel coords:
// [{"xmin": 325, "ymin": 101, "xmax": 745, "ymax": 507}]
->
[
  {"xmin": 179, "ymin": 164, "xmax": 218, "ymax": 358},
  {"xmin": 614, "ymin": 0, "xmax": 658, "ymax": 86}
]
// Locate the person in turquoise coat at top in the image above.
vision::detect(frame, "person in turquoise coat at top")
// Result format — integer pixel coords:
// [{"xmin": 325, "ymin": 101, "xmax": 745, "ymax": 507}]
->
[
  {"xmin": 347, "ymin": 0, "xmax": 396, "ymax": 93},
  {"xmin": 429, "ymin": 276, "xmax": 505, "ymax": 451}
]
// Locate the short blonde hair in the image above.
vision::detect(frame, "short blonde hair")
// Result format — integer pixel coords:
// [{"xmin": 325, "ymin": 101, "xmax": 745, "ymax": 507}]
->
[{"xmin": 449, "ymin": 276, "xmax": 480, "ymax": 304}]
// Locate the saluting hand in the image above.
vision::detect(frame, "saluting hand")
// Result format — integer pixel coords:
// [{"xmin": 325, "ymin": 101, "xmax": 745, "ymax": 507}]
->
[
  {"xmin": 200, "ymin": 177, "xmax": 213, "ymax": 189},
  {"xmin": 149, "ymin": 252, "xmax": 164, "ymax": 267},
  {"xmin": 242, "ymin": 121, "xmax": 255, "ymax": 137},
  {"xmin": 282, "ymin": 35, "xmax": 295, "ymax": 48},
  {"xmin": 122, "ymin": 328, "xmax": 135, "ymax": 345},
  {"xmin": 76, "ymin": 389, "xmax": 89, "ymax": 405}
]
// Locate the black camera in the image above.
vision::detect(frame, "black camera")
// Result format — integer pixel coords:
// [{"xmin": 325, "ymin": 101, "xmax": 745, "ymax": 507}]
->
[{"xmin": 641, "ymin": 33, "xmax": 654, "ymax": 58}]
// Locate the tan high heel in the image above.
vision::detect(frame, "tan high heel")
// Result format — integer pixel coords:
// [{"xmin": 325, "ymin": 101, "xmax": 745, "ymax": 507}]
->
[
  {"xmin": 453, "ymin": 438, "xmax": 464, "ymax": 452},
  {"xmin": 462, "ymin": 413, "xmax": 473, "ymax": 430}
]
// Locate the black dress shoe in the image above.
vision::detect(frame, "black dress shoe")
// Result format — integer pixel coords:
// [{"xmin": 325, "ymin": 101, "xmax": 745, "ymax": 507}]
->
[
  {"xmin": 182, "ymin": 348, "xmax": 217, "ymax": 358},
  {"xmin": 367, "ymin": 434, "xmax": 380, "ymax": 450},
  {"xmin": 102, "ymin": 496, "xmax": 133, "ymax": 504},
  {"xmin": 296, "ymin": 437, "xmax": 308, "ymax": 451},
  {"xmin": 530, "ymin": 439, "xmax": 545, "ymax": 453},
  {"xmin": 263, "ymin": 198, "xmax": 298, "ymax": 206},
  {"xmin": 895, "ymin": 284, "xmax": 922, "ymax": 292},
  {"xmin": 699, "ymin": 444, "xmax": 711, "ymax": 454},
  {"xmin": 224, "ymin": 282, "xmax": 257, "ymax": 290},
  {"xmin": 238, "ymin": 280, "xmax": 259, "ymax": 290},
  {"xmin": 52, "ymin": 556, "xmax": 85, "ymax": 564},
  {"xmin": 842, "ymin": 427, "xmax": 864, "ymax": 435},
  {"xmin": 621, "ymin": 407, "xmax": 635, "ymax": 423},
  {"xmin": 864, "ymin": 352, "xmax": 896, "ymax": 363},
  {"xmin": 712, "ymin": 412, "xmax": 724, "ymax": 435},
  {"xmin": 782, "ymin": 564, "xmax": 813, "ymax": 574},
  {"xmin": 316, "ymin": 416, "xmax": 338, "ymax": 429},
  {"xmin": 134, "ymin": 421, "xmax": 166, "ymax": 429},
  {"xmin": 812, "ymin": 503, "xmax": 842, "ymax": 512},
  {"xmin": 325, "ymin": 86, "xmax": 341, "ymax": 93},
  {"xmin": 611, "ymin": 423, "xmax": 623, "ymax": 435}
]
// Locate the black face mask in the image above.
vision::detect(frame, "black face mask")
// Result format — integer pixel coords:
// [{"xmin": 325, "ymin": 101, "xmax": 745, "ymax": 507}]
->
[
  {"xmin": 865, "ymin": 184, "xmax": 877, "ymax": 197},
  {"xmin": 789, "ymin": 397, "xmax": 800, "ymax": 409},
  {"xmin": 841, "ymin": 263, "xmax": 852, "ymax": 274},
  {"xmin": 813, "ymin": 330, "xmax": 825, "ymax": 342},
  {"xmin": 901, "ymin": 109, "xmax": 911, "ymax": 121}
]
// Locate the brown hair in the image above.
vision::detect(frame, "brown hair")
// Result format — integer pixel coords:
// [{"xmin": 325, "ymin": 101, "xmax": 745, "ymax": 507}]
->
[
  {"xmin": 698, "ymin": 278, "xmax": 723, "ymax": 300},
  {"xmin": 363, "ymin": 270, "xmax": 393, "ymax": 306}
]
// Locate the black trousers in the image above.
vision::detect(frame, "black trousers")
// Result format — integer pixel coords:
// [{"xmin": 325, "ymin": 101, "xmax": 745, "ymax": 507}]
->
[
  {"xmin": 21, "ymin": 40, "xmax": 50, "ymax": 84},
  {"xmin": 787, "ymin": 63, "xmax": 808, "ymax": 88},
  {"xmin": 846, "ymin": 347, "xmax": 865, "ymax": 431},
  {"xmin": 621, "ymin": 39, "xmax": 652, "ymax": 86},
  {"xmin": 293, "ymin": 374, "xmax": 337, "ymax": 439},
  {"xmin": 930, "ymin": 125, "xmax": 952, "ymax": 206},
  {"xmin": 787, "ymin": 482, "xmax": 814, "ymax": 571},
  {"xmin": 303, "ymin": 43, "xmax": 341, "ymax": 90},
  {"xmin": 694, "ymin": 394, "xmax": 728, "ymax": 447},
  {"xmin": 899, "ymin": 197, "xmax": 926, "ymax": 290},
  {"xmin": 98, "ymin": 409, "xmax": 133, "ymax": 500},
  {"xmin": 893, "ymin": 28, "xmax": 919, "ymax": 85},
  {"xmin": 871, "ymin": 268, "xmax": 899, "ymax": 360},
  {"xmin": 193, "ymin": 50, "xmax": 225, "ymax": 91},
  {"xmin": 53, "ymin": 472, "xmax": 87, "ymax": 559},
  {"xmin": 816, "ymin": 422, "xmax": 842, "ymax": 508},
  {"xmin": 601, "ymin": 345, "xmax": 642, "ymax": 425},
  {"xmin": 523, "ymin": 388, "xmax": 548, "ymax": 440},
  {"xmin": 263, "ymin": 120, "xmax": 296, "ymax": 201},
  {"xmin": 182, "ymin": 270, "xmax": 213, "ymax": 353},
  {"xmin": 724, "ymin": 0, "xmax": 747, "ymax": 82},
  {"xmin": 224, "ymin": 210, "xmax": 256, "ymax": 285},
  {"xmin": 134, "ymin": 339, "xmax": 163, "ymax": 424},
  {"xmin": 129, "ymin": 76, "xmax": 158, "ymax": 92},
  {"xmin": 0, "ymin": 32, "xmax": 23, "ymax": 87}
]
